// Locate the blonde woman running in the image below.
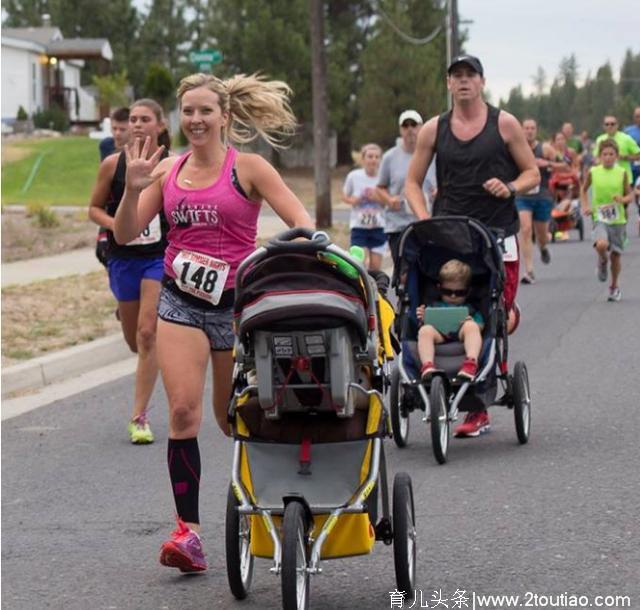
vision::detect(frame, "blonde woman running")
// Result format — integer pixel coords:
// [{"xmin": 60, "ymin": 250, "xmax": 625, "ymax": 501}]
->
[{"xmin": 114, "ymin": 73, "xmax": 313, "ymax": 572}]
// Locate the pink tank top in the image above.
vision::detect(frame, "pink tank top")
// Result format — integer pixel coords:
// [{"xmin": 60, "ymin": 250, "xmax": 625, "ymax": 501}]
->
[{"xmin": 162, "ymin": 147, "xmax": 260, "ymax": 289}]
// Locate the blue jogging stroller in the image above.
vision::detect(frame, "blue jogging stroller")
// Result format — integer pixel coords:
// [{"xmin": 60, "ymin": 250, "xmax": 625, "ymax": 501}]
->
[{"xmin": 389, "ymin": 217, "xmax": 531, "ymax": 464}]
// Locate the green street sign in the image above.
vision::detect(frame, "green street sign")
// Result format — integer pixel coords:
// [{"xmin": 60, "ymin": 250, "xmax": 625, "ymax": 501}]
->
[{"xmin": 189, "ymin": 49, "xmax": 223, "ymax": 71}]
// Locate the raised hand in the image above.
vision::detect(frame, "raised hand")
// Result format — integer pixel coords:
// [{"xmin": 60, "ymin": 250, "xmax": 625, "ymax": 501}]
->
[{"xmin": 124, "ymin": 136, "xmax": 166, "ymax": 192}]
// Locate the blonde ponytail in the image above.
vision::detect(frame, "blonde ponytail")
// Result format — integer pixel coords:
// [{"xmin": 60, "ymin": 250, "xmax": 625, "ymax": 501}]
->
[{"xmin": 177, "ymin": 72, "xmax": 297, "ymax": 149}]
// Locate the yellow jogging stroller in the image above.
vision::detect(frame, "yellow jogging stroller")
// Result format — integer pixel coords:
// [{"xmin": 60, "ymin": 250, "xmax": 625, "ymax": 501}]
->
[{"xmin": 225, "ymin": 229, "xmax": 415, "ymax": 609}]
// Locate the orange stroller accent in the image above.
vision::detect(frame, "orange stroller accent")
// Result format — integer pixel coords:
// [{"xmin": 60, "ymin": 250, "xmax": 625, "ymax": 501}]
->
[{"xmin": 549, "ymin": 172, "xmax": 584, "ymax": 241}]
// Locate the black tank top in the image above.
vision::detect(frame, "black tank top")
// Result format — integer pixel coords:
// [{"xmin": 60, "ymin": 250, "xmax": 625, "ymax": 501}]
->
[
  {"xmin": 434, "ymin": 105, "xmax": 520, "ymax": 236},
  {"xmin": 106, "ymin": 151, "xmax": 169, "ymax": 260},
  {"xmin": 519, "ymin": 142, "xmax": 550, "ymax": 199}
]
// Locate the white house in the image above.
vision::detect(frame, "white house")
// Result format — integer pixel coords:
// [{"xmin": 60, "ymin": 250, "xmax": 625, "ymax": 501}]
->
[{"xmin": 1, "ymin": 24, "xmax": 112, "ymax": 126}]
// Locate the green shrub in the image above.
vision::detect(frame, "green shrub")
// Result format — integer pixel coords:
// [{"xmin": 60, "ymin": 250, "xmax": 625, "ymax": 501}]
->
[
  {"xmin": 92, "ymin": 71, "xmax": 129, "ymax": 108},
  {"xmin": 16, "ymin": 106, "xmax": 29, "ymax": 121},
  {"xmin": 143, "ymin": 64, "xmax": 174, "ymax": 110},
  {"xmin": 26, "ymin": 202, "xmax": 60, "ymax": 228},
  {"xmin": 32, "ymin": 105, "xmax": 70, "ymax": 132}
]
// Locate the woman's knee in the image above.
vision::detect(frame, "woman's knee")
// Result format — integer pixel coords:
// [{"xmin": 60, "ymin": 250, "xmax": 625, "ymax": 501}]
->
[
  {"xmin": 136, "ymin": 324, "xmax": 157, "ymax": 352},
  {"xmin": 169, "ymin": 403, "xmax": 200, "ymax": 434}
]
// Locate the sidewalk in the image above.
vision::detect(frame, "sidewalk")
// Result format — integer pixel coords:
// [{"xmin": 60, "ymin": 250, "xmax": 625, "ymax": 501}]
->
[
  {"xmin": 0, "ymin": 212, "xmax": 297, "ymax": 401},
  {"xmin": 1, "ymin": 213, "xmax": 290, "ymax": 288}
]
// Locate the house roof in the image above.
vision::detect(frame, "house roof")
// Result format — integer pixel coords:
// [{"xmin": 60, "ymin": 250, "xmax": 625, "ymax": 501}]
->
[
  {"xmin": 1, "ymin": 26, "xmax": 62, "ymax": 46},
  {"xmin": 1, "ymin": 27, "xmax": 112, "ymax": 62},
  {"xmin": 48, "ymin": 39, "xmax": 113, "ymax": 61}
]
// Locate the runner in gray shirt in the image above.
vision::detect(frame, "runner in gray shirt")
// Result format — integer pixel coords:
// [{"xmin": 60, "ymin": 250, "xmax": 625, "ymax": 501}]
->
[{"xmin": 378, "ymin": 109, "xmax": 435, "ymax": 266}]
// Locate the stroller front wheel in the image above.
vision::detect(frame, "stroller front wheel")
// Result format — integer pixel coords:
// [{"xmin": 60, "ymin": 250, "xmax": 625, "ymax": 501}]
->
[
  {"xmin": 390, "ymin": 364, "xmax": 410, "ymax": 448},
  {"xmin": 225, "ymin": 485, "xmax": 254, "ymax": 599},
  {"xmin": 512, "ymin": 361, "xmax": 531, "ymax": 444},
  {"xmin": 429, "ymin": 376, "xmax": 450, "ymax": 464},
  {"xmin": 281, "ymin": 501, "xmax": 310, "ymax": 610},
  {"xmin": 393, "ymin": 472, "xmax": 417, "ymax": 594}
]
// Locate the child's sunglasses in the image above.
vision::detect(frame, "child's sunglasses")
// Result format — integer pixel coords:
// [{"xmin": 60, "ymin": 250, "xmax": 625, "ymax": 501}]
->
[{"xmin": 439, "ymin": 287, "xmax": 469, "ymax": 297}]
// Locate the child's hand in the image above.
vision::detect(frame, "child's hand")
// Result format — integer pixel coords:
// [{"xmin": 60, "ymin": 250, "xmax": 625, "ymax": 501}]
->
[
  {"xmin": 416, "ymin": 304, "xmax": 425, "ymax": 321},
  {"xmin": 612, "ymin": 194, "xmax": 623, "ymax": 203}
]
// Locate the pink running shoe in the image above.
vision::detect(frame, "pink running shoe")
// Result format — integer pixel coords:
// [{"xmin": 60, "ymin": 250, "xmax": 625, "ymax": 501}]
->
[
  {"xmin": 159, "ymin": 517, "xmax": 208, "ymax": 572},
  {"xmin": 454, "ymin": 410, "xmax": 491, "ymax": 438}
]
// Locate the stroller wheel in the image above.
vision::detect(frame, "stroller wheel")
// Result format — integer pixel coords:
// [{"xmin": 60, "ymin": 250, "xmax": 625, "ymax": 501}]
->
[
  {"xmin": 393, "ymin": 472, "xmax": 417, "ymax": 594},
  {"xmin": 390, "ymin": 364, "xmax": 410, "ymax": 448},
  {"xmin": 429, "ymin": 376, "xmax": 450, "ymax": 464},
  {"xmin": 225, "ymin": 485, "xmax": 254, "ymax": 599},
  {"xmin": 281, "ymin": 501, "xmax": 310, "ymax": 610},
  {"xmin": 512, "ymin": 361, "xmax": 531, "ymax": 444}
]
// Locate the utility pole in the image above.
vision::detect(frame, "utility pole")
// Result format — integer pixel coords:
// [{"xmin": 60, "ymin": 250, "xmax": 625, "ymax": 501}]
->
[
  {"xmin": 451, "ymin": 0, "xmax": 460, "ymax": 58},
  {"xmin": 446, "ymin": 0, "xmax": 460, "ymax": 109},
  {"xmin": 309, "ymin": 0, "xmax": 332, "ymax": 228}
]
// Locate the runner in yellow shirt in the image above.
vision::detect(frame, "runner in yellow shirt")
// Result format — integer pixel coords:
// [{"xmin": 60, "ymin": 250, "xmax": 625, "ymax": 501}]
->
[{"xmin": 581, "ymin": 139, "xmax": 632, "ymax": 302}]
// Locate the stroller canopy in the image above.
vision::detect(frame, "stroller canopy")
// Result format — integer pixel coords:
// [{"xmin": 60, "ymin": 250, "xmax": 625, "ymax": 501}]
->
[
  {"xmin": 234, "ymin": 252, "xmax": 369, "ymax": 344},
  {"xmin": 394, "ymin": 216, "xmax": 505, "ymax": 289}
]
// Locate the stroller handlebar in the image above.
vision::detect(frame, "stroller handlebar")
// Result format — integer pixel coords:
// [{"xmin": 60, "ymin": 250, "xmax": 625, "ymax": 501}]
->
[{"xmin": 264, "ymin": 228, "xmax": 330, "ymax": 253}]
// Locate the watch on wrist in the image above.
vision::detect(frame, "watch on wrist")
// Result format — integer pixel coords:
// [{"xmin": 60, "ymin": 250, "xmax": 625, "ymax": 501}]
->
[{"xmin": 506, "ymin": 182, "xmax": 517, "ymax": 197}]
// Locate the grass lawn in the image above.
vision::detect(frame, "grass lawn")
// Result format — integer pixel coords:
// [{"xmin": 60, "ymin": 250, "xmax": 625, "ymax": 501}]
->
[
  {"xmin": 1, "ymin": 135, "xmax": 352, "ymax": 208},
  {"xmin": 2, "ymin": 137, "xmax": 100, "ymax": 206}
]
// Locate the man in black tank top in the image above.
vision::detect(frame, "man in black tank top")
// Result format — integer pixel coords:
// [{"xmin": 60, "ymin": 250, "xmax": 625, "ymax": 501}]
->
[
  {"xmin": 516, "ymin": 118, "xmax": 568, "ymax": 284},
  {"xmin": 405, "ymin": 55, "xmax": 540, "ymax": 437}
]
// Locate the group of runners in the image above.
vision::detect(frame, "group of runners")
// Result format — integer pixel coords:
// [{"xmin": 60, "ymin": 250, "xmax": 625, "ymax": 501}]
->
[{"xmin": 87, "ymin": 54, "xmax": 639, "ymax": 573}]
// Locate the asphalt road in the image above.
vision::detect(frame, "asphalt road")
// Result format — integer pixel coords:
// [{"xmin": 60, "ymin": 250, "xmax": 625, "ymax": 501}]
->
[{"xmin": 3, "ymin": 220, "xmax": 640, "ymax": 610}]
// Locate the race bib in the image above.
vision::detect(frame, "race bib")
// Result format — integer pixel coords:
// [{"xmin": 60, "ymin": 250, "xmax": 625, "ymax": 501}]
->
[
  {"xmin": 501, "ymin": 235, "xmax": 519, "ymax": 262},
  {"xmin": 596, "ymin": 204, "xmax": 621, "ymax": 224},
  {"xmin": 127, "ymin": 215, "xmax": 161, "ymax": 246},
  {"xmin": 357, "ymin": 208, "xmax": 383, "ymax": 228},
  {"xmin": 171, "ymin": 250, "xmax": 230, "ymax": 305}
]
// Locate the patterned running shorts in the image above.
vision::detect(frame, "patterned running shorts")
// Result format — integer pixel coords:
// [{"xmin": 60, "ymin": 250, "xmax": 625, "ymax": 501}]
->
[{"xmin": 157, "ymin": 285, "xmax": 234, "ymax": 351}]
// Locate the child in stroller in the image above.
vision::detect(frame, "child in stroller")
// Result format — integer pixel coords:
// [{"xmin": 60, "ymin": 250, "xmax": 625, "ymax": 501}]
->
[
  {"xmin": 417, "ymin": 259, "xmax": 484, "ymax": 382},
  {"xmin": 549, "ymin": 171, "xmax": 584, "ymax": 241},
  {"xmin": 389, "ymin": 217, "xmax": 531, "ymax": 463}
]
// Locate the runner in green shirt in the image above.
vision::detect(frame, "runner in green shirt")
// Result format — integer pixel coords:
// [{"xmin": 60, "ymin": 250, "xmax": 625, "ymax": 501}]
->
[
  {"xmin": 581, "ymin": 139, "xmax": 632, "ymax": 302},
  {"xmin": 593, "ymin": 115, "xmax": 640, "ymax": 180}
]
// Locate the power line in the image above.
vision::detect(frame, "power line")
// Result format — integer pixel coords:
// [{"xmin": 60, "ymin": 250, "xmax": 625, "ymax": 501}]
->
[{"xmin": 371, "ymin": 0, "xmax": 443, "ymax": 46}]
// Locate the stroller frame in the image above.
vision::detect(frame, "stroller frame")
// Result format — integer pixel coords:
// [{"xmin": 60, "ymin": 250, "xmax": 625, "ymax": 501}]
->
[
  {"xmin": 226, "ymin": 229, "xmax": 415, "ymax": 609},
  {"xmin": 390, "ymin": 217, "xmax": 532, "ymax": 464},
  {"xmin": 229, "ymin": 399, "xmax": 387, "ymax": 575}
]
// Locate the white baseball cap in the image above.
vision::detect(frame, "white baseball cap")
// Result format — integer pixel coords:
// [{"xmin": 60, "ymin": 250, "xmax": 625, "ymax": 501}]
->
[{"xmin": 398, "ymin": 110, "xmax": 423, "ymax": 126}]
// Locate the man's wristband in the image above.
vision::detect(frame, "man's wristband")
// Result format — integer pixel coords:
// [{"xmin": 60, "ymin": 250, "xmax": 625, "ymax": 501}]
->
[{"xmin": 506, "ymin": 182, "xmax": 517, "ymax": 197}]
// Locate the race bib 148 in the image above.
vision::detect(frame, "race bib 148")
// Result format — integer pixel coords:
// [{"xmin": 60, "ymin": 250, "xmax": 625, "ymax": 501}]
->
[{"xmin": 171, "ymin": 250, "xmax": 230, "ymax": 305}]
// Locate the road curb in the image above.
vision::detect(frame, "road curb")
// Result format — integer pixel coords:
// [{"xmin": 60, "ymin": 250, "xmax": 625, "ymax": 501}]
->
[{"xmin": 1, "ymin": 334, "xmax": 131, "ymax": 399}]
